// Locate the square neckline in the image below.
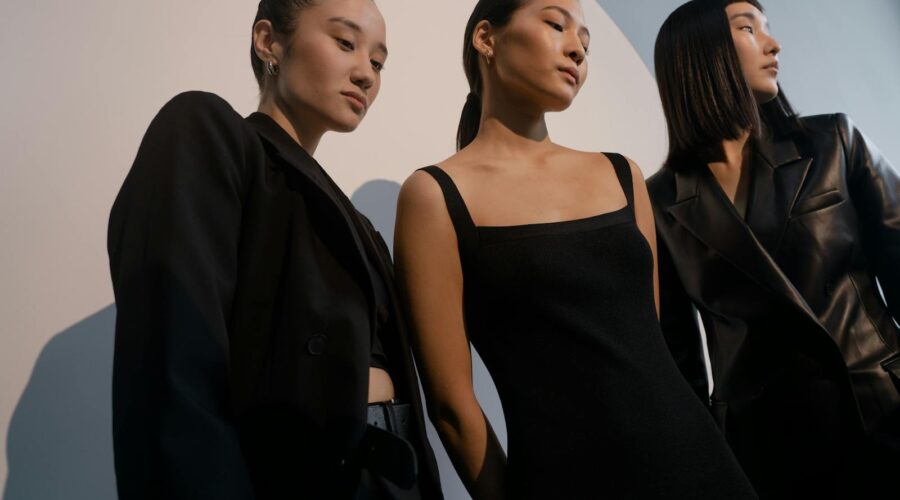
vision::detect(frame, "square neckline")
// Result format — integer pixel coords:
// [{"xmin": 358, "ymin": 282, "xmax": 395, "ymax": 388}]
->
[{"xmin": 424, "ymin": 152, "xmax": 634, "ymax": 232}]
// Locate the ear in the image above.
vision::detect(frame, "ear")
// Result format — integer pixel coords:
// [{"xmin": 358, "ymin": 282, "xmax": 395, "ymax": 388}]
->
[
  {"xmin": 471, "ymin": 19, "xmax": 496, "ymax": 59},
  {"xmin": 253, "ymin": 19, "xmax": 283, "ymax": 63}
]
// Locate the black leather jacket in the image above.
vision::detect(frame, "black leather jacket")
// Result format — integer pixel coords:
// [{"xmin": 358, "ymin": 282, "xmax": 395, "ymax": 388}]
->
[{"xmin": 648, "ymin": 113, "xmax": 900, "ymax": 436}]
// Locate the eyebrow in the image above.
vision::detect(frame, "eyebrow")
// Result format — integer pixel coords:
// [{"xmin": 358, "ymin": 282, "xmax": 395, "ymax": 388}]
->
[
  {"xmin": 728, "ymin": 11, "xmax": 770, "ymax": 29},
  {"xmin": 328, "ymin": 17, "xmax": 388, "ymax": 56},
  {"xmin": 541, "ymin": 6, "xmax": 591, "ymax": 39}
]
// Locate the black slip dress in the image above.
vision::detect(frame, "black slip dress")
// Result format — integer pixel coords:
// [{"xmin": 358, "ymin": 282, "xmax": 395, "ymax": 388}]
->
[{"xmin": 419, "ymin": 153, "xmax": 758, "ymax": 499}]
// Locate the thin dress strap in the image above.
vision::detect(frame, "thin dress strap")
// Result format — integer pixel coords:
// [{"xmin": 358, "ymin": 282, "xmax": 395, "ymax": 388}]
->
[
  {"xmin": 418, "ymin": 166, "xmax": 479, "ymax": 263},
  {"xmin": 604, "ymin": 153, "xmax": 635, "ymax": 216}
]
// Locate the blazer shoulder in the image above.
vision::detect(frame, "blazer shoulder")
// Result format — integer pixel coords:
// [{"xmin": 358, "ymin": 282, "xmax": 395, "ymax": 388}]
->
[
  {"xmin": 146, "ymin": 90, "xmax": 259, "ymax": 161},
  {"xmin": 126, "ymin": 91, "xmax": 259, "ymax": 195},
  {"xmin": 152, "ymin": 91, "xmax": 248, "ymax": 135}
]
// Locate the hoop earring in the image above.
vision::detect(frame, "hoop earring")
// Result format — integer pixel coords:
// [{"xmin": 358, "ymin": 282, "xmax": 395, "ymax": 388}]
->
[{"xmin": 266, "ymin": 60, "xmax": 280, "ymax": 76}]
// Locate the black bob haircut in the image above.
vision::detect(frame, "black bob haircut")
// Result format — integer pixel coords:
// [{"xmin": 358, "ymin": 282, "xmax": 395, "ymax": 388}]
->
[{"xmin": 654, "ymin": 0, "xmax": 802, "ymax": 170}]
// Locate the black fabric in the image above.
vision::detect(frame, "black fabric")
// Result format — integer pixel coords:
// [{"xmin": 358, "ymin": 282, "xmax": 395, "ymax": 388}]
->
[
  {"xmin": 419, "ymin": 153, "xmax": 758, "ymax": 499},
  {"xmin": 315, "ymin": 164, "xmax": 392, "ymax": 373},
  {"xmin": 108, "ymin": 91, "xmax": 441, "ymax": 500},
  {"xmin": 648, "ymin": 113, "xmax": 900, "ymax": 498}
]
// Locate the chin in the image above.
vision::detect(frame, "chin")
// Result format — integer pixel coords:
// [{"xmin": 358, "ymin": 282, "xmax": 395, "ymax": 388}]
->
[
  {"xmin": 755, "ymin": 89, "xmax": 779, "ymax": 104},
  {"xmin": 752, "ymin": 82, "xmax": 780, "ymax": 104},
  {"xmin": 544, "ymin": 89, "xmax": 577, "ymax": 112},
  {"xmin": 329, "ymin": 114, "xmax": 364, "ymax": 134}
]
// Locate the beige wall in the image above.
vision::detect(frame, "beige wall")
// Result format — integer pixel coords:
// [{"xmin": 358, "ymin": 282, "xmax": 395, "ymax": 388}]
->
[{"xmin": 0, "ymin": 1, "xmax": 663, "ymax": 497}]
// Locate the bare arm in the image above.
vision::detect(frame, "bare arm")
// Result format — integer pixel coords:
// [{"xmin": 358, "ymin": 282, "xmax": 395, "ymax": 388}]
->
[
  {"xmin": 627, "ymin": 158, "xmax": 660, "ymax": 318},
  {"xmin": 394, "ymin": 170, "xmax": 506, "ymax": 499}
]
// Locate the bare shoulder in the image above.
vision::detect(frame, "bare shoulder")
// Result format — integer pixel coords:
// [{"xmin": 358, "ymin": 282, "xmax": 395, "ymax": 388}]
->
[
  {"xmin": 431, "ymin": 148, "xmax": 485, "ymax": 176},
  {"xmin": 620, "ymin": 155, "xmax": 648, "ymax": 185},
  {"xmin": 551, "ymin": 145, "xmax": 612, "ymax": 168},
  {"xmin": 558, "ymin": 146, "xmax": 647, "ymax": 181},
  {"xmin": 398, "ymin": 168, "xmax": 446, "ymax": 215}
]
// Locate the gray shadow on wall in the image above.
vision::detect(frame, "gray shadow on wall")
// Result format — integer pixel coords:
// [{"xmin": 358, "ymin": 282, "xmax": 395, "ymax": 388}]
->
[
  {"xmin": 352, "ymin": 180, "xmax": 507, "ymax": 500},
  {"xmin": 351, "ymin": 179, "xmax": 403, "ymax": 254},
  {"xmin": 4, "ymin": 304, "xmax": 116, "ymax": 500},
  {"xmin": 2, "ymin": 180, "xmax": 495, "ymax": 500}
]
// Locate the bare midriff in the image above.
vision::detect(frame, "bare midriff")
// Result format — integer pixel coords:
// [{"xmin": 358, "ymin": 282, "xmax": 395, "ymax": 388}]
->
[{"xmin": 368, "ymin": 367, "xmax": 395, "ymax": 403}]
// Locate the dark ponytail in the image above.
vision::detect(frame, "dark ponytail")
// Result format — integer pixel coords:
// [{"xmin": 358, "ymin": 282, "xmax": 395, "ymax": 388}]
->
[
  {"xmin": 250, "ymin": 0, "xmax": 318, "ymax": 92},
  {"xmin": 457, "ymin": 92, "xmax": 483, "ymax": 151},
  {"xmin": 456, "ymin": 0, "xmax": 527, "ymax": 150}
]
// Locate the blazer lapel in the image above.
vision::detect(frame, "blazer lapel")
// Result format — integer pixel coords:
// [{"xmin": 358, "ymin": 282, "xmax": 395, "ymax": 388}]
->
[
  {"xmin": 246, "ymin": 112, "xmax": 375, "ymax": 302},
  {"xmin": 746, "ymin": 136, "xmax": 812, "ymax": 255},
  {"xmin": 667, "ymin": 165, "xmax": 820, "ymax": 324}
]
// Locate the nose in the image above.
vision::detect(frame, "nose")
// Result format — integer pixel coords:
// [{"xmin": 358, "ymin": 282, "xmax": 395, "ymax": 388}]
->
[
  {"xmin": 351, "ymin": 57, "xmax": 376, "ymax": 91},
  {"xmin": 565, "ymin": 32, "xmax": 586, "ymax": 65},
  {"xmin": 765, "ymin": 33, "xmax": 781, "ymax": 56},
  {"xmin": 568, "ymin": 47, "xmax": 585, "ymax": 65}
]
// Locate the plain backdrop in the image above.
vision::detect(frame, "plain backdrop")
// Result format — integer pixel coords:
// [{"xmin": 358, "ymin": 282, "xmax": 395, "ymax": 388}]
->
[{"xmin": 1, "ymin": 1, "xmax": 897, "ymax": 498}]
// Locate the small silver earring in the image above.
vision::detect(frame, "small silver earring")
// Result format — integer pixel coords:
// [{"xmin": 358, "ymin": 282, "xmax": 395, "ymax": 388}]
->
[
  {"xmin": 266, "ymin": 60, "xmax": 280, "ymax": 76},
  {"xmin": 483, "ymin": 51, "xmax": 493, "ymax": 65}
]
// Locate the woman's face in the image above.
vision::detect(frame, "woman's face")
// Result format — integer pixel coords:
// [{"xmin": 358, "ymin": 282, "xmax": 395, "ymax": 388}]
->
[
  {"xmin": 271, "ymin": 0, "xmax": 387, "ymax": 133},
  {"xmin": 489, "ymin": 0, "xmax": 590, "ymax": 112},
  {"xmin": 726, "ymin": 2, "xmax": 781, "ymax": 103}
]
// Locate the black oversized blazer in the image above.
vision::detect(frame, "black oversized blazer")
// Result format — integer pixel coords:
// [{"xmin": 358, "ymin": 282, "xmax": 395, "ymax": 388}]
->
[
  {"xmin": 648, "ymin": 114, "xmax": 900, "ymax": 487},
  {"xmin": 108, "ymin": 92, "xmax": 441, "ymax": 499}
]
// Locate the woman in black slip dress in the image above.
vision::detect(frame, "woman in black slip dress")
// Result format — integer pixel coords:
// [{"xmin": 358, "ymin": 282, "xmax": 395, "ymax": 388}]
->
[{"xmin": 393, "ymin": 0, "xmax": 758, "ymax": 498}]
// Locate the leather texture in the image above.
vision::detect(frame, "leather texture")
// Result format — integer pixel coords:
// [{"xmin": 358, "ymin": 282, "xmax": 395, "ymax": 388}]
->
[{"xmin": 648, "ymin": 113, "xmax": 900, "ymax": 497}]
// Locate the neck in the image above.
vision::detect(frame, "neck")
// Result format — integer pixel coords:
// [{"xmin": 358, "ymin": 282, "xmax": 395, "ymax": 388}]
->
[
  {"xmin": 257, "ymin": 92, "xmax": 324, "ymax": 155},
  {"xmin": 719, "ymin": 130, "xmax": 752, "ymax": 169},
  {"xmin": 469, "ymin": 84, "xmax": 552, "ymax": 156}
]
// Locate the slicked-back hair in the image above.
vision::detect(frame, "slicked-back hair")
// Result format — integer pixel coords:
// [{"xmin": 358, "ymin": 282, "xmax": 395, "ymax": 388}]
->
[
  {"xmin": 457, "ymin": 0, "xmax": 528, "ymax": 151},
  {"xmin": 250, "ymin": 0, "xmax": 319, "ymax": 92},
  {"xmin": 655, "ymin": 0, "xmax": 801, "ymax": 170}
]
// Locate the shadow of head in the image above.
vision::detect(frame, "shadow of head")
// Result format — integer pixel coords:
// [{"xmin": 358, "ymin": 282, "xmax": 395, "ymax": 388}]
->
[
  {"xmin": 4, "ymin": 305, "xmax": 117, "ymax": 500},
  {"xmin": 351, "ymin": 179, "xmax": 402, "ymax": 255}
]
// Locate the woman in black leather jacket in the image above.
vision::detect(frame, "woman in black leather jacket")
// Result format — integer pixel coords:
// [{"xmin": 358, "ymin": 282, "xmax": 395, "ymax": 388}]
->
[{"xmin": 648, "ymin": 1, "xmax": 900, "ymax": 497}]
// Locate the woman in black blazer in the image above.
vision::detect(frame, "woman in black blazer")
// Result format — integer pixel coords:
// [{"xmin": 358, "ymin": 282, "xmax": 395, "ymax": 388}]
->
[
  {"xmin": 649, "ymin": 0, "xmax": 900, "ymax": 497},
  {"xmin": 107, "ymin": 1, "xmax": 440, "ymax": 498}
]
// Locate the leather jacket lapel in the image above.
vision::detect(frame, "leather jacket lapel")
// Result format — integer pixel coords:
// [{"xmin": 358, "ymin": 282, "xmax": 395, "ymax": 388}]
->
[
  {"xmin": 667, "ymin": 165, "xmax": 822, "ymax": 326},
  {"xmin": 747, "ymin": 136, "xmax": 812, "ymax": 256}
]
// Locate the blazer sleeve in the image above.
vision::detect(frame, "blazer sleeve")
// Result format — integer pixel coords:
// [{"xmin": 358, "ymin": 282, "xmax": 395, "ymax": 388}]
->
[
  {"xmin": 657, "ymin": 234, "xmax": 710, "ymax": 404},
  {"xmin": 840, "ymin": 114, "xmax": 900, "ymax": 325},
  {"xmin": 107, "ymin": 92, "xmax": 256, "ymax": 500}
]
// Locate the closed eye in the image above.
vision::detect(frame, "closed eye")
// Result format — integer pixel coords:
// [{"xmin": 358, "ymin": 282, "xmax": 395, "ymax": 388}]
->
[
  {"xmin": 545, "ymin": 21, "xmax": 564, "ymax": 32},
  {"xmin": 336, "ymin": 38, "xmax": 355, "ymax": 51}
]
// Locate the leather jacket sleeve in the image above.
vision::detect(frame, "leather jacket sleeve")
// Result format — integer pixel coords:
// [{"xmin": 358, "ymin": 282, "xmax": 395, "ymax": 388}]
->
[
  {"xmin": 657, "ymin": 233, "xmax": 710, "ymax": 404},
  {"xmin": 841, "ymin": 114, "xmax": 900, "ymax": 328}
]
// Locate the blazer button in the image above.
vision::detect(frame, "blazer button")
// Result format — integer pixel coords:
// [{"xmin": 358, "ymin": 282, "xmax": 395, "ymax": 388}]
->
[{"xmin": 307, "ymin": 334, "xmax": 328, "ymax": 355}]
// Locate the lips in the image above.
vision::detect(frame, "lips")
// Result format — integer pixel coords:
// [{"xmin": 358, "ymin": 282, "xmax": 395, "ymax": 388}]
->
[
  {"xmin": 763, "ymin": 61, "xmax": 779, "ymax": 73},
  {"xmin": 341, "ymin": 91, "xmax": 367, "ymax": 111},
  {"xmin": 559, "ymin": 67, "xmax": 579, "ymax": 85}
]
